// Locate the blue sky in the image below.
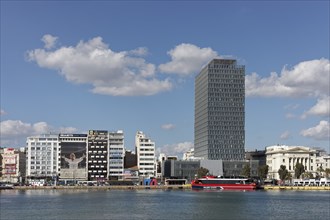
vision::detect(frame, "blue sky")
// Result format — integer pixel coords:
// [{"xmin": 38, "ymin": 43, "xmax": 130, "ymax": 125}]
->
[{"xmin": 1, "ymin": 1, "xmax": 329, "ymax": 157}]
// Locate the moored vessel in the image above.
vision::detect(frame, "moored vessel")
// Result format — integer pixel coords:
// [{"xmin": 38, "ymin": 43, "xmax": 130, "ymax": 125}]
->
[{"xmin": 191, "ymin": 176, "xmax": 257, "ymax": 190}]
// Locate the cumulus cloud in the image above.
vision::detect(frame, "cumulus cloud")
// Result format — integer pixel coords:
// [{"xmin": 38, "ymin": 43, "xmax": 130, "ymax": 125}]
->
[
  {"xmin": 41, "ymin": 34, "xmax": 58, "ymax": 49},
  {"xmin": 157, "ymin": 141, "xmax": 193, "ymax": 158},
  {"xmin": 59, "ymin": 126, "xmax": 78, "ymax": 134},
  {"xmin": 0, "ymin": 120, "xmax": 79, "ymax": 147},
  {"xmin": 0, "ymin": 109, "xmax": 6, "ymax": 115},
  {"xmin": 161, "ymin": 123, "xmax": 175, "ymax": 130},
  {"xmin": 28, "ymin": 35, "xmax": 172, "ymax": 96},
  {"xmin": 158, "ymin": 43, "xmax": 218, "ymax": 75},
  {"xmin": 246, "ymin": 58, "xmax": 329, "ymax": 98},
  {"xmin": 302, "ymin": 96, "xmax": 330, "ymax": 119},
  {"xmin": 0, "ymin": 120, "xmax": 51, "ymax": 137},
  {"xmin": 280, "ymin": 131, "xmax": 291, "ymax": 140},
  {"xmin": 300, "ymin": 120, "xmax": 330, "ymax": 140}
]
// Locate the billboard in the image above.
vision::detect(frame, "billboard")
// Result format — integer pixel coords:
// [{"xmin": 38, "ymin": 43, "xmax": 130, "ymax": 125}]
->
[
  {"xmin": 5, "ymin": 164, "xmax": 16, "ymax": 175},
  {"xmin": 60, "ymin": 141, "xmax": 87, "ymax": 180}
]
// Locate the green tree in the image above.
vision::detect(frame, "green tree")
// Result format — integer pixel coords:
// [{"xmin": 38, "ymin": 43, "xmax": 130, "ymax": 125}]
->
[
  {"xmin": 302, "ymin": 172, "xmax": 314, "ymax": 179},
  {"xmin": 324, "ymin": 168, "xmax": 330, "ymax": 178},
  {"xmin": 294, "ymin": 163, "xmax": 305, "ymax": 178},
  {"xmin": 197, "ymin": 167, "xmax": 209, "ymax": 178},
  {"xmin": 258, "ymin": 165, "xmax": 269, "ymax": 179},
  {"xmin": 241, "ymin": 164, "xmax": 251, "ymax": 177},
  {"xmin": 316, "ymin": 167, "xmax": 324, "ymax": 178},
  {"xmin": 278, "ymin": 165, "xmax": 290, "ymax": 182}
]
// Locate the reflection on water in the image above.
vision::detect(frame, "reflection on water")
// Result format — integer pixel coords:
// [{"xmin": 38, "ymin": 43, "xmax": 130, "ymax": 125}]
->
[{"xmin": 1, "ymin": 189, "xmax": 329, "ymax": 220}]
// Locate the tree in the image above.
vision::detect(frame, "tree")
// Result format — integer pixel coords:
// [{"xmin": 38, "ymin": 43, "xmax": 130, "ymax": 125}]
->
[
  {"xmin": 258, "ymin": 165, "xmax": 269, "ymax": 179},
  {"xmin": 197, "ymin": 167, "xmax": 209, "ymax": 178},
  {"xmin": 302, "ymin": 172, "xmax": 314, "ymax": 179},
  {"xmin": 278, "ymin": 165, "xmax": 290, "ymax": 182},
  {"xmin": 241, "ymin": 164, "xmax": 251, "ymax": 177},
  {"xmin": 316, "ymin": 167, "xmax": 324, "ymax": 178},
  {"xmin": 294, "ymin": 163, "xmax": 305, "ymax": 179},
  {"xmin": 324, "ymin": 168, "xmax": 330, "ymax": 178}
]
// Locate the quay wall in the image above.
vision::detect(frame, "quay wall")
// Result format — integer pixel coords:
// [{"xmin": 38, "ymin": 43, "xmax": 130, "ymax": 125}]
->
[
  {"xmin": 11, "ymin": 184, "xmax": 192, "ymax": 190},
  {"xmin": 264, "ymin": 185, "xmax": 330, "ymax": 190}
]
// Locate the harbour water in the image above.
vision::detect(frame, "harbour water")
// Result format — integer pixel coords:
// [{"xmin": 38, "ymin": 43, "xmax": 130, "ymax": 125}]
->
[{"xmin": 1, "ymin": 189, "xmax": 329, "ymax": 220}]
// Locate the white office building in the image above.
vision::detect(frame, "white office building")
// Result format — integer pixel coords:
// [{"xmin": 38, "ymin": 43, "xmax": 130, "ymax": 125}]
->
[
  {"xmin": 135, "ymin": 131, "xmax": 156, "ymax": 177},
  {"xmin": 26, "ymin": 134, "xmax": 60, "ymax": 182},
  {"xmin": 108, "ymin": 130, "xmax": 125, "ymax": 180}
]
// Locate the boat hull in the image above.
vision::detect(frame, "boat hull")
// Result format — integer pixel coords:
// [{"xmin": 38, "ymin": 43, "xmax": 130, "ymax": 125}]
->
[{"xmin": 191, "ymin": 183, "xmax": 256, "ymax": 190}]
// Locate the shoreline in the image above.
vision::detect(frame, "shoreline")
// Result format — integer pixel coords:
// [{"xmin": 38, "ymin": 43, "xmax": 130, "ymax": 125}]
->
[
  {"xmin": 263, "ymin": 185, "xmax": 330, "ymax": 190},
  {"xmin": 2, "ymin": 185, "xmax": 330, "ymax": 191},
  {"xmin": 4, "ymin": 184, "xmax": 192, "ymax": 190}
]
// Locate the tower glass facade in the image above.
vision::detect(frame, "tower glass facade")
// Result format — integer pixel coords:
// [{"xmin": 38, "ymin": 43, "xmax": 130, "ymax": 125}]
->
[{"xmin": 194, "ymin": 59, "xmax": 245, "ymax": 160}]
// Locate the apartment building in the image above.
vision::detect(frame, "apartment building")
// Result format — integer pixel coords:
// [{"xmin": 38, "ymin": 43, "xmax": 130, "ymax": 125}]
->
[{"xmin": 135, "ymin": 131, "xmax": 156, "ymax": 177}]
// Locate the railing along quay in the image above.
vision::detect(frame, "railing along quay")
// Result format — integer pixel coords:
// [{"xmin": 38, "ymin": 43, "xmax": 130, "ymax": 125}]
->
[
  {"xmin": 11, "ymin": 184, "xmax": 192, "ymax": 190},
  {"xmin": 264, "ymin": 185, "xmax": 330, "ymax": 190}
]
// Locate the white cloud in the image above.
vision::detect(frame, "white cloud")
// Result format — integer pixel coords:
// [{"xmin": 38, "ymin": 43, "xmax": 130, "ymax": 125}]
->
[
  {"xmin": 59, "ymin": 127, "xmax": 78, "ymax": 134},
  {"xmin": 157, "ymin": 141, "xmax": 193, "ymax": 158},
  {"xmin": 302, "ymin": 96, "xmax": 330, "ymax": 118},
  {"xmin": 41, "ymin": 34, "xmax": 58, "ymax": 49},
  {"xmin": 0, "ymin": 120, "xmax": 79, "ymax": 147},
  {"xmin": 300, "ymin": 120, "xmax": 330, "ymax": 140},
  {"xmin": 0, "ymin": 120, "xmax": 50, "ymax": 137},
  {"xmin": 0, "ymin": 109, "xmax": 6, "ymax": 115},
  {"xmin": 161, "ymin": 123, "xmax": 175, "ymax": 130},
  {"xmin": 158, "ymin": 43, "xmax": 218, "ymax": 76},
  {"xmin": 28, "ymin": 36, "xmax": 172, "ymax": 96},
  {"xmin": 280, "ymin": 131, "xmax": 291, "ymax": 140},
  {"xmin": 285, "ymin": 113, "xmax": 296, "ymax": 119},
  {"xmin": 246, "ymin": 58, "xmax": 330, "ymax": 98}
]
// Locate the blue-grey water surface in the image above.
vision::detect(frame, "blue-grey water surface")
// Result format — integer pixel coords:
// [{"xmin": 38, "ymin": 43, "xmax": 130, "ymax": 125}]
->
[{"xmin": 1, "ymin": 189, "xmax": 329, "ymax": 220}]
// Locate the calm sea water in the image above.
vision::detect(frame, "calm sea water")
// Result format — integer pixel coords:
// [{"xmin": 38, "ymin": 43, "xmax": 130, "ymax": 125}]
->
[{"xmin": 1, "ymin": 189, "xmax": 329, "ymax": 220}]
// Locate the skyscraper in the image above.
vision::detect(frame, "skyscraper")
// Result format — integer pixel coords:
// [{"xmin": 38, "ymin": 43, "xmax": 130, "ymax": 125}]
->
[{"xmin": 194, "ymin": 59, "xmax": 245, "ymax": 160}]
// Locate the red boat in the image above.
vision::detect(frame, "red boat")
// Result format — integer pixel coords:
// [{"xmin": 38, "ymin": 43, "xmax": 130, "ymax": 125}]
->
[{"xmin": 191, "ymin": 176, "xmax": 257, "ymax": 190}]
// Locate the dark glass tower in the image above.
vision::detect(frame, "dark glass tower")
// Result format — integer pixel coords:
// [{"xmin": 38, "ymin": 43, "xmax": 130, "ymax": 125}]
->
[{"xmin": 194, "ymin": 59, "xmax": 245, "ymax": 160}]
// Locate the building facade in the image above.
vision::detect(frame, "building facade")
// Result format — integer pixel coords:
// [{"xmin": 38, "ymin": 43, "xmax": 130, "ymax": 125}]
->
[
  {"xmin": 108, "ymin": 130, "xmax": 125, "ymax": 180},
  {"xmin": 163, "ymin": 160, "xmax": 200, "ymax": 182},
  {"xmin": 266, "ymin": 145, "xmax": 318, "ymax": 180},
  {"xmin": 87, "ymin": 130, "xmax": 109, "ymax": 181},
  {"xmin": 0, "ymin": 148, "xmax": 26, "ymax": 183},
  {"xmin": 26, "ymin": 134, "xmax": 60, "ymax": 183},
  {"xmin": 195, "ymin": 59, "xmax": 245, "ymax": 160},
  {"xmin": 59, "ymin": 134, "xmax": 88, "ymax": 182},
  {"xmin": 135, "ymin": 131, "xmax": 156, "ymax": 177}
]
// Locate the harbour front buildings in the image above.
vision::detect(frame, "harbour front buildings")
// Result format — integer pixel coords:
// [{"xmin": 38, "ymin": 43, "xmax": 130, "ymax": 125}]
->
[
  {"xmin": 266, "ymin": 145, "xmax": 323, "ymax": 180},
  {"xmin": 135, "ymin": 131, "xmax": 156, "ymax": 177},
  {"xmin": 194, "ymin": 59, "xmax": 245, "ymax": 160}
]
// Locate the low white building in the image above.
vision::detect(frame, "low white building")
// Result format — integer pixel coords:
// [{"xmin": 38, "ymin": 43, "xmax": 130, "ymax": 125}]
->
[{"xmin": 266, "ymin": 145, "xmax": 318, "ymax": 180}]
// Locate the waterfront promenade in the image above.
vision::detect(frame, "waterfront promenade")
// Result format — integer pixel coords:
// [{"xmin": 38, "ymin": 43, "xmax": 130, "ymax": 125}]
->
[
  {"xmin": 6, "ymin": 184, "xmax": 330, "ymax": 191},
  {"xmin": 264, "ymin": 185, "xmax": 330, "ymax": 190},
  {"xmin": 10, "ymin": 184, "xmax": 192, "ymax": 190}
]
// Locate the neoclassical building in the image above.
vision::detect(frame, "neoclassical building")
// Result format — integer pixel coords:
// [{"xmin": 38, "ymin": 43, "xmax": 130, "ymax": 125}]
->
[{"xmin": 266, "ymin": 145, "xmax": 319, "ymax": 180}]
